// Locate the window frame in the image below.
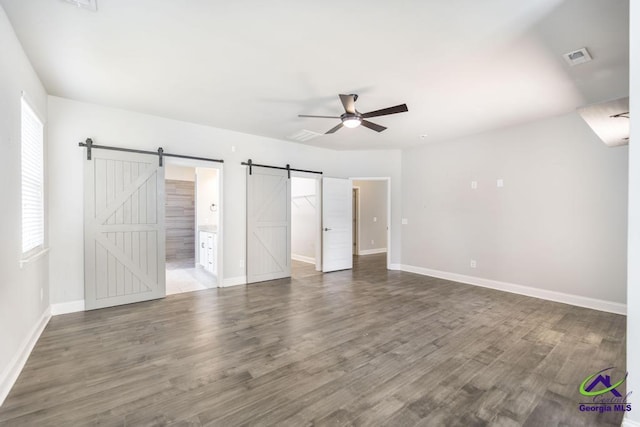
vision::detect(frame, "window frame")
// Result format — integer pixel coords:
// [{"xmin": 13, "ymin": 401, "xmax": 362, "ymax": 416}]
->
[{"xmin": 20, "ymin": 93, "xmax": 46, "ymax": 260}]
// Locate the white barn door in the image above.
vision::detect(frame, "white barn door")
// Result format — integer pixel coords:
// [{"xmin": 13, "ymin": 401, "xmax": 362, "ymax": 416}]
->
[
  {"xmin": 247, "ymin": 167, "xmax": 291, "ymax": 283},
  {"xmin": 84, "ymin": 150, "xmax": 166, "ymax": 310},
  {"xmin": 322, "ymin": 177, "xmax": 353, "ymax": 272}
]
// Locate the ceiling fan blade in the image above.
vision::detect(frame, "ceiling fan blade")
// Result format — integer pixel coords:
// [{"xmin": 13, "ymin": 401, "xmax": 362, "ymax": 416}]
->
[
  {"xmin": 361, "ymin": 104, "xmax": 408, "ymax": 118},
  {"xmin": 360, "ymin": 120, "xmax": 387, "ymax": 132},
  {"xmin": 339, "ymin": 94, "xmax": 356, "ymax": 114},
  {"xmin": 325, "ymin": 123, "xmax": 344, "ymax": 134},
  {"xmin": 298, "ymin": 114, "xmax": 341, "ymax": 119}
]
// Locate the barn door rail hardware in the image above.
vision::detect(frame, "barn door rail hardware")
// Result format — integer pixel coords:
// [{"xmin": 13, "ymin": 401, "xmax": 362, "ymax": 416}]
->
[
  {"xmin": 79, "ymin": 138, "xmax": 224, "ymax": 167},
  {"xmin": 241, "ymin": 159, "xmax": 322, "ymax": 178}
]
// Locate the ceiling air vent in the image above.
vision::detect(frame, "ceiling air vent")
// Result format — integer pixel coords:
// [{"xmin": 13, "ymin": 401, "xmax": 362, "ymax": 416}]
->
[
  {"xmin": 61, "ymin": 0, "xmax": 98, "ymax": 11},
  {"xmin": 288, "ymin": 129, "xmax": 322, "ymax": 142},
  {"xmin": 563, "ymin": 47, "xmax": 592, "ymax": 66}
]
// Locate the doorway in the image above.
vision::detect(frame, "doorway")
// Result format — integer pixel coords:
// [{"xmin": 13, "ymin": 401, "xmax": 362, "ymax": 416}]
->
[
  {"xmin": 247, "ymin": 172, "xmax": 386, "ymax": 279},
  {"xmin": 165, "ymin": 162, "xmax": 223, "ymax": 295},
  {"xmin": 290, "ymin": 175, "xmax": 353, "ymax": 276},
  {"xmin": 351, "ymin": 178, "xmax": 390, "ymax": 268},
  {"xmin": 291, "ymin": 175, "xmax": 322, "ymax": 277},
  {"xmin": 352, "ymin": 187, "xmax": 360, "ymax": 256}
]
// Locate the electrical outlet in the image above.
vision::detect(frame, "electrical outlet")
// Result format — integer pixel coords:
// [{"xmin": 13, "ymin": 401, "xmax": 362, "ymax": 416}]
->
[
  {"xmin": 402, "ymin": 218, "xmax": 408, "ymax": 225},
  {"xmin": 371, "ymin": 239, "xmax": 374, "ymax": 245},
  {"xmin": 231, "ymin": 145, "xmax": 236, "ymax": 152},
  {"xmin": 497, "ymin": 179, "xmax": 504, "ymax": 188},
  {"xmin": 470, "ymin": 260, "xmax": 477, "ymax": 268},
  {"xmin": 471, "ymin": 181, "xmax": 478, "ymax": 189},
  {"xmin": 239, "ymin": 259, "xmax": 245, "ymax": 268},
  {"xmin": 373, "ymin": 217, "xmax": 377, "ymax": 222}
]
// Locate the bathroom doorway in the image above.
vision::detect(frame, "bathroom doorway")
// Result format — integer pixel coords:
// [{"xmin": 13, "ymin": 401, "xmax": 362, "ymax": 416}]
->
[{"xmin": 164, "ymin": 162, "xmax": 223, "ymax": 295}]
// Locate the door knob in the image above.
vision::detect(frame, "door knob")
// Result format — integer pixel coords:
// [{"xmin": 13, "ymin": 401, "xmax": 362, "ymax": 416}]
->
[{"xmin": 324, "ymin": 227, "xmax": 332, "ymax": 231}]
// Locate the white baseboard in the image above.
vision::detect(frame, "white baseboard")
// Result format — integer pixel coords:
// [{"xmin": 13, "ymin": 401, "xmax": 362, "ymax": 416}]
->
[
  {"xmin": 358, "ymin": 248, "xmax": 387, "ymax": 256},
  {"xmin": 220, "ymin": 276, "xmax": 247, "ymax": 287},
  {"xmin": 399, "ymin": 264, "xmax": 626, "ymax": 315},
  {"xmin": 0, "ymin": 306, "xmax": 51, "ymax": 406},
  {"xmin": 292, "ymin": 254, "xmax": 315, "ymax": 264},
  {"xmin": 51, "ymin": 300, "xmax": 85, "ymax": 315},
  {"xmin": 388, "ymin": 263, "xmax": 402, "ymax": 271},
  {"xmin": 623, "ymin": 414, "xmax": 640, "ymax": 427}
]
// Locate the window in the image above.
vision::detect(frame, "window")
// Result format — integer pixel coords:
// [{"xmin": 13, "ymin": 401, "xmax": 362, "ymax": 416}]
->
[{"xmin": 21, "ymin": 96, "xmax": 44, "ymax": 254}]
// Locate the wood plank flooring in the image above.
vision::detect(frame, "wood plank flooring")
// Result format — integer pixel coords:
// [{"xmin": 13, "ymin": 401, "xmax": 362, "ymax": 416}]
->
[{"xmin": 0, "ymin": 254, "xmax": 626, "ymax": 426}]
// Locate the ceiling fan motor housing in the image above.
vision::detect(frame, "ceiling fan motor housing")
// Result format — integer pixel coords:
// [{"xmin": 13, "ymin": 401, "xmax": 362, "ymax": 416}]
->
[{"xmin": 341, "ymin": 112, "xmax": 362, "ymax": 120}]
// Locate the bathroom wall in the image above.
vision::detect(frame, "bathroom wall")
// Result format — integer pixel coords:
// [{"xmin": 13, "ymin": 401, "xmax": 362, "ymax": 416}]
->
[
  {"xmin": 165, "ymin": 179, "xmax": 196, "ymax": 262},
  {"xmin": 196, "ymin": 168, "xmax": 219, "ymax": 229}
]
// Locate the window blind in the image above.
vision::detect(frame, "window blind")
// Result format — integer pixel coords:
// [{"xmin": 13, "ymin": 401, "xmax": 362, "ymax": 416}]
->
[{"xmin": 21, "ymin": 97, "xmax": 44, "ymax": 254}]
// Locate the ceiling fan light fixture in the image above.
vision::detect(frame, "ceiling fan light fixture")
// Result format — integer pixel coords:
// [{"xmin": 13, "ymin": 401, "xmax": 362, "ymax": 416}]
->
[{"xmin": 342, "ymin": 117, "xmax": 361, "ymax": 128}]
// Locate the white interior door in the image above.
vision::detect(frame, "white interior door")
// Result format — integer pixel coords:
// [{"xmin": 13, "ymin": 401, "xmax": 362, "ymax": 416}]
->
[
  {"xmin": 247, "ymin": 167, "xmax": 291, "ymax": 283},
  {"xmin": 322, "ymin": 177, "xmax": 353, "ymax": 272},
  {"xmin": 84, "ymin": 150, "xmax": 165, "ymax": 310}
]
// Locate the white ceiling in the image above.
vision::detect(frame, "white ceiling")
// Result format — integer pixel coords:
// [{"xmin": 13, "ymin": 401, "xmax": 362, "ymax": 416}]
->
[{"xmin": 0, "ymin": 0, "xmax": 629, "ymax": 150}]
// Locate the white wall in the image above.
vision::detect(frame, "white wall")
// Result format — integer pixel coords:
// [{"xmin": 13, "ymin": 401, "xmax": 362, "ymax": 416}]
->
[
  {"xmin": 401, "ymin": 111, "xmax": 628, "ymax": 307},
  {"xmin": 353, "ymin": 180, "xmax": 388, "ymax": 254},
  {"xmin": 0, "ymin": 6, "xmax": 50, "ymax": 404},
  {"xmin": 291, "ymin": 177, "xmax": 317, "ymax": 260},
  {"xmin": 196, "ymin": 168, "xmax": 218, "ymax": 228},
  {"xmin": 47, "ymin": 96, "xmax": 403, "ymax": 300},
  {"xmin": 165, "ymin": 164, "xmax": 195, "ymax": 181},
  {"xmin": 625, "ymin": 1, "xmax": 639, "ymax": 425}
]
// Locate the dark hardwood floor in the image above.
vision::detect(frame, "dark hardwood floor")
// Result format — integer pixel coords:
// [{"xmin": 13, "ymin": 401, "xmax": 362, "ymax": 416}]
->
[{"xmin": 0, "ymin": 254, "xmax": 626, "ymax": 426}]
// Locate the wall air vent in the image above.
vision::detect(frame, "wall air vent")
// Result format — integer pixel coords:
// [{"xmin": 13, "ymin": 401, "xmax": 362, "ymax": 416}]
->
[
  {"xmin": 61, "ymin": 0, "xmax": 97, "ymax": 12},
  {"xmin": 288, "ymin": 129, "xmax": 322, "ymax": 142},
  {"xmin": 563, "ymin": 47, "xmax": 592, "ymax": 66}
]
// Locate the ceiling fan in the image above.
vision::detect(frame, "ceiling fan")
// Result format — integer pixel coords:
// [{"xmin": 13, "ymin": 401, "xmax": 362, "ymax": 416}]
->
[{"xmin": 298, "ymin": 94, "xmax": 408, "ymax": 134}]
